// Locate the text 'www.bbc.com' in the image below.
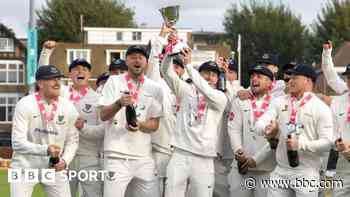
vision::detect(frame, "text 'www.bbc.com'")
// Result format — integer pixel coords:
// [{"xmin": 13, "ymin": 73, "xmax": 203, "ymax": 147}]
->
[{"xmin": 241, "ymin": 177, "xmax": 344, "ymax": 190}]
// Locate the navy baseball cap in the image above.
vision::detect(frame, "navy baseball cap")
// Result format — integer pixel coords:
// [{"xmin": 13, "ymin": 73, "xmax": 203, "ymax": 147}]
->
[
  {"xmin": 256, "ymin": 53, "xmax": 279, "ymax": 66},
  {"xmin": 69, "ymin": 58, "xmax": 91, "ymax": 72},
  {"xmin": 198, "ymin": 61, "xmax": 220, "ymax": 75},
  {"xmin": 109, "ymin": 59, "xmax": 127, "ymax": 71},
  {"xmin": 283, "ymin": 61, "xmax": 297, "ymax": 75},
  {"xmin": 228, "ymin": 59, "xmax": 238, "ymax": 72},
  {"xmin": 342, "ymin": 64, "xmax": 350, "ymax": 75},
  {"xmin": 126, "ymin": 45, "xmax": 148, "ymax": 58},
  {"xmin": 96, "ymin": 72, "xmax": 110, "ymax": 86},
  {"xmin": 249, "ymin": 64, "xmax": 274, "ymax": 81},
  {"xmin": 35, "ymin": 65, "xmax": 64, "ymax": 80},
  {"xmin": 290, "ymin": 65, "xmax": 318, "ymax": 82}
]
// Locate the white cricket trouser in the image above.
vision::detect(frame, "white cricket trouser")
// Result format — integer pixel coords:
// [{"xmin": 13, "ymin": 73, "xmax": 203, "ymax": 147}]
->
[
  {"xmin": 165, "ymin": 148, "xmax": 214, "ymax": 197},
  {"xmin": 213, "ymin": 158, "xmax": 232, "ymax": 197},
  {"xmin": 228, "ymin": 166, "xmax": 270, "ymax": 197},
  {"xmin": 11, "ymin": 170, "xmax": 70, "ymax": 197},
  {"xmin": 104, "ymin": 156, "xmax": 159, "ymax": 197},
  {"xmin": 153, "ymin": 151, "xmax": 171, "ymax": 196},
  {"xmin": 267, "ymin": 166, "xmax": 320, "ymax": 197},
  {"xmin": 69, "ymin": 155, "xmax": 103, "ymax": 197},
  {"xmin": 333, "ymin": 172, "xmax": 350, "ymax": 197}
]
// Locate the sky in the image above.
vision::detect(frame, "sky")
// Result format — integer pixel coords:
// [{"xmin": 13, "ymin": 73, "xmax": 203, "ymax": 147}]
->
[{"xmin": 0, "ymin": 0, "xmax": 328, "ymax": 38}]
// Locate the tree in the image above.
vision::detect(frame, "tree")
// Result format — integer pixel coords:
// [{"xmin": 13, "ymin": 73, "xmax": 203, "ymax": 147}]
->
[
  {"xmin": 37, "ymin": 0, "xmax": 136, "ymax": 43},
  {"xmin": 223, "ymin": 0, "xmax": 310, "ymax": 86},
  {"xmin": 311, "ymin": 0, "xmax": 350, "ymax": 57}
]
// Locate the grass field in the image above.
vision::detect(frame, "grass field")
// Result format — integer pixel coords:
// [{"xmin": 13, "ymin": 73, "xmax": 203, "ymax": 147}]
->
[
  {"xmin": 0, "ymin": 168, "xmax": 333, "ymax": 197},
  {"xmin": 0, "ymin": 169, "xmax": 46, "ymax": 197}
]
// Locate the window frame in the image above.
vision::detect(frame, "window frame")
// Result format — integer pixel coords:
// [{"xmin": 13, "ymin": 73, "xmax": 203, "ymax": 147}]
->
[
  {"xmin": 0, "ymin": 38, "xmax": 15, "ymax": 52},
  {"xmin": 116, "ymin": 32, "xmax": 123, "ymax": 41},
  {"xmin": 132, "ymin": 32, "xmax": 142, "ymax": 41},
  {"xmin": 105, "ymin": 49, "xmax": 126, "ymax": 66},
  {"xmin": 0, "ymin": 93, "xmax": 22, "ymax": 123},
  {"xmin": 66, "ymin": 49, "xmax": 91, "ymax": 66},
  {"xmin": 0, "ymin": 60, "xmax": 25, "ymax": 85}
]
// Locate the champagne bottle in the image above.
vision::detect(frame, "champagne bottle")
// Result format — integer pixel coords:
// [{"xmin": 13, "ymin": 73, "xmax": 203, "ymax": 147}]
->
[
  {"xmin": 49, "ymin": 156, "xmax": 59, "ymax": 167},
  {"xmin": 287, "ymin": 134, "xmax": 299, "ymax": 167},
  {"xmin": 268, "ymin": 138, "xmax": 279, "ymax": 150},
  {"xmin": 217, "ymin": 68, "xmax": 226, "ymax": 92},
  {"xmin": 236, "ymin": 150, "xmax": 248, "ymax": 175},
  {"xmin": 126, "ymin": 105, "xmax": 137, "ymax": 127},
  {"xmin": 326, "ymin": 148, "xmax": 339, "ymax": 171}
]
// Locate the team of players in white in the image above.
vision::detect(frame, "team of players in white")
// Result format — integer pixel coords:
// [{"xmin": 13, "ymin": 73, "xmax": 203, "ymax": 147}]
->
[{"xmin": 9, "ymin": 23, "xmax": 350, "ymax": 197}]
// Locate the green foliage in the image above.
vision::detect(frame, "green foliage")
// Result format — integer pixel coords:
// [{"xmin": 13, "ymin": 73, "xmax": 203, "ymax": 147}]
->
[
  {"xmin": 311, "ymin": 0, "xmax": 350, "ymax": 59},
  {"xmin": 36, "ymin": 0, "xmax": 136, "ymax": 43},
  {"xmin": 223, "ymin": 0, "xmax": 309, "ymax": 86}
]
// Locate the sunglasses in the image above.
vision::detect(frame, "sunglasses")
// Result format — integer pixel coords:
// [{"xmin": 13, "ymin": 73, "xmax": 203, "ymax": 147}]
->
[{"xmin": 284, "ymin": 78, "xmax": 290, "ymax": 82}]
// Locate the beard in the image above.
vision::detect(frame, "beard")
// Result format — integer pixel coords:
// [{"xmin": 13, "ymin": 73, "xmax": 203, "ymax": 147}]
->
[{"xmin": 130, "ymin": 65, "xmax": 144, "ymax": 76}]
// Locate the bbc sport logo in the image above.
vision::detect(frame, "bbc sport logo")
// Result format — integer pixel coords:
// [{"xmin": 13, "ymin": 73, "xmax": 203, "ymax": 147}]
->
[{"xmin": 8, "ymin": 169, "xmax": 109, "ymax": 183}]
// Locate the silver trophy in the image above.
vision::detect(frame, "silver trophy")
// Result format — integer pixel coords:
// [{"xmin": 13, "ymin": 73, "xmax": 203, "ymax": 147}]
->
[
  {"xmin": 159, "ymin": 5, "xmax": 180, "ymax": 28},
  {"xmin": 159, "ymin": 5, "xmax": 188, "ymax": 56}
]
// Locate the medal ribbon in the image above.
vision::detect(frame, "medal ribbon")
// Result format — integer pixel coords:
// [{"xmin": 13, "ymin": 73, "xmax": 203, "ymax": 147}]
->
[
  {"xmin": 35, "ymin": 92, "xmax": 58, "ymax": 123},
  {"xmin": 159, "ymin": 37, "xmax": 184, "ymax": 60},
  {"xmin": 196, "ymin": 90, "xmax": 206, "ymax": 121},
  {"xmin": 125, "ymin": 73, "xmax": 145, "ymax": 103},
  {"xmin": 347, "ymin": 93, "xmax": 350, "ymax": 122},
  {"xmin": 69, "ymin": 86, "xmax": 88, "ymax": 103},
  {"xmin": 251, "ymin": 94, "xmax": 271, "ymax": 121},
  {"xmin": 289, "ymin": 94, "xmax": 313, "ymax": 124}
]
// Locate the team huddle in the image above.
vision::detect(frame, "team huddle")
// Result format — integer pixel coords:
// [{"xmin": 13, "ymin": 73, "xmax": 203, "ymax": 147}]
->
[{"xmin": 9, "ymin": 24, "xmax": 350, "ymax": 197}]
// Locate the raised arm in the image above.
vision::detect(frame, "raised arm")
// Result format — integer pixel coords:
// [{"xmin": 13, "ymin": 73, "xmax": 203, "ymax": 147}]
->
[
  {"xmin": 321, "ymin": 42, "xmax": 347, "ymax": 94},
  {"xmin": 160, "ymin": 55, "xmax": 189, "ymax": 98},
  {"xmin": 146, "ymin": 25, "xmax": 170, "ymax": 82},
  {"xmin": 38, "ymin": 40, "xmax": 56, "ymax": 66},
  {"xmin": 183, "ymin": 49, "xmax": 227, "ymax": 111}
]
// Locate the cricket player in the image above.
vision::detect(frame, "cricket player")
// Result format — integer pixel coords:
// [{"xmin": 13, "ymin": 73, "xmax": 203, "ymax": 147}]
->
[
  {"xmin": 227, "ymin": 65, "xmax": 276, "ymax": 197},
  {"xmin": 145, "ymin": 24, "xmax": 178, "ymax": 196},
  {"xmin": 39, "ymin": 41, "xmax": 105, "ymax": 197},
  {"xmin": 237, "ymin": 53, "xmax": 285, "ymax": 100},
  {"xmin": 255, "ymin": 65, "xmax": 334, "ymax": 197},
  {"xmin": 214, "ymin": 58, "xmax": 243, "ymax": 197},
  {"xmin": 11, "ymin": 65, "xmax": 79, "ymax": 197},
  {"xmin": 109, "ymin": 59, "xmax": 128, "ymax": 76},
  {"xmin": 161, "ymin": 49, "xmax": 227, "ymax": 197},
  {"xmin": 99, "ymin": 45, "xmax": 164, "ymax": 197},
  {"xmin": 330, "ymin": 63, "xmax": 350, "ymax": 197}
]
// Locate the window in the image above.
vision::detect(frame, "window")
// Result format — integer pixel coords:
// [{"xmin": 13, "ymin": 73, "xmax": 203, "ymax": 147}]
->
[
  {"xmin": 106, "ymin": 49, "xmax": 126, "ymax": 65},
  {"xmin": 116, "ymin": 32, "xmax": 123, "ymax": 41},
  {"xmin": 0, "ymin": 94, "xmax": 22, "ymax": 123},
  {"xmin": 0, "ymin": 38, "xmax": 14, "ymax": 52},
  {"xmin": 0, "ymin": 60, "xmax": 25, "ymax": 85},
  {"xmin": 132, "ymin": 32, "xmax": 142, "ymax": 41},
  {"xmin": 66, "ymin": 49, "xmax": 91, "ymax": 65}
]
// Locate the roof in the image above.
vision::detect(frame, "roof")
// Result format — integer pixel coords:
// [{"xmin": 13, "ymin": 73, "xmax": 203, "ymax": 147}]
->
[
  {"xmin": 0, "ymin": 23, "xmax": 26, "ymax": 50},
  {"xmin": 333, "ymin": 41, "xmax": 350, "ymax": 67},
  {"xmin": 84, "ymin": 27, "xmax": 192, "ymax": 33},
  {"xmin": 192, "ymin": 31, "xmax": 226, "ymax": 36}
]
